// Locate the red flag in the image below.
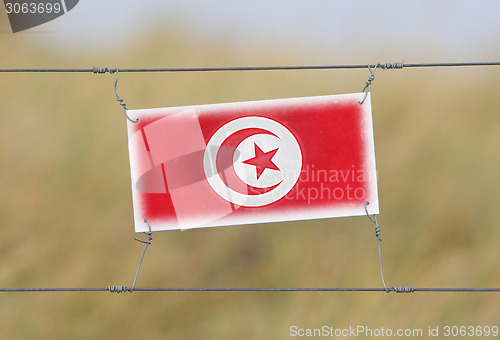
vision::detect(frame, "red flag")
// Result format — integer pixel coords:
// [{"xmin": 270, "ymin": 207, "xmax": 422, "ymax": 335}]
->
[{"xmin": 127, "ymin": 93, "xmax": 378, "ymax": 232}]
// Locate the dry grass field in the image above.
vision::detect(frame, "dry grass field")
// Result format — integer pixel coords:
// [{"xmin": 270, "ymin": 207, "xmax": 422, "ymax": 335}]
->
[{"xmin": 1, "ymin": 15, "xmax": 500, "ymax": 340}]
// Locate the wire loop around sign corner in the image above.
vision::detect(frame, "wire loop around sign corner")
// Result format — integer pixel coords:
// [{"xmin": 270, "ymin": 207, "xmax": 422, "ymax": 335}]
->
[
  {"xmin": 108, "ymin": 219, "xmax": 153, "ymax": 294},
  {"xmin": 364, "ymin": 201, "xmax": 415, "ymax": 294},
  {"xmin": 358, "ymin": 61, "xmax": 403, "ymax": 105},
  {"xmin": 358, "ymin": 64, "xmax": 378, "ymax": 105},
  {"xmin": 92, "ymin": 66, "xmax": 138, "ymax": 123},
  {"xmin": 114, "ymin": 68, "xmax": 139, "ymax": 123},
  {"xmin": 364, "ymin": 201, "xmax": 389, "ymax": 292},
  {"xmin": 129, "ymin": 219, "xmax": 154, "ymax": 292}
]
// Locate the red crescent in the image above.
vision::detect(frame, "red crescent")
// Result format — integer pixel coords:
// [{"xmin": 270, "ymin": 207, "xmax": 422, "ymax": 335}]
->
[{"xmin": 215, "ymin": 128, "xmax": 282, "ymax": 195}]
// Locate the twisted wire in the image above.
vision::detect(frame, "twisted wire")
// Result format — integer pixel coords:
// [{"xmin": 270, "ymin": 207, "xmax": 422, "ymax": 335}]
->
[
  {"xmin": 112, "ymin": 68, "xmax": 139, "ymax": 123},
  {"xmin": 380, "ymin": 61, "xmax": 404, "ymax": 69},
  {"xmin": 364, "ymin": 202, "xmax": 416, "ymax": 294},
  {"xmin": 129, "ymin": 219, "xmax": 154, "ymax": 292},
  {"xmin": 108, "ymin": 286, "xmax": 129, "ymax": 293},
  {"xmin": 358, "ymin": 64, "xmax": 379, "ymax": 105},
  {"xmin": 364, "ymin": 201, "xmax": 388, "ymax": 292},
  {"xmin": 391, "ymin": 286, "xmax": 416, "ymax": 293}
]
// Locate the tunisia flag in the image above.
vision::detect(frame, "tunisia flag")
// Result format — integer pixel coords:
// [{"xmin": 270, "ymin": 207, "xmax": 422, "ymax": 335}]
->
[{"xmin": 126, "ymin": 93, "xmax": 378, "ymax": 232}]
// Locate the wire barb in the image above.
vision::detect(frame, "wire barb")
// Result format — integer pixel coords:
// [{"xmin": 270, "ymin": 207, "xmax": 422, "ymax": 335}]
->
[
  {"xmin": 391, "ymin": 286, "xmax": 415, "ymax": 293},
  {"xmin": 108, "ymin": 286, "xmax": 129, "ymax": 293},
  {"xmin": 379, "ymin": 61, "xmax": 405, "ymax": 70},
  {"xmin": 92, "ymin": 67, "xmax": 115, "ymax": 74}
]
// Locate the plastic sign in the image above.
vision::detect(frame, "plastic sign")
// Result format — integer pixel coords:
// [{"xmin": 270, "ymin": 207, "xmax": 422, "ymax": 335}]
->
[{"xmin": 126, "ymin": 93, "xmax": 379, "ymax": 232}]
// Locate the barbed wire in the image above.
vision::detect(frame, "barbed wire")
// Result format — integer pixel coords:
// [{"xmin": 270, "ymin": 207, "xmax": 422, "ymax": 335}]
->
[{"xmin": 0, "ymin": 61, "xmax": 499, "ymax": 73}]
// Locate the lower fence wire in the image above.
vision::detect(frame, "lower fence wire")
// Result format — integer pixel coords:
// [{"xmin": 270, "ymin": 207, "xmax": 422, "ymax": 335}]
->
[{"xmin": 0, "ymin": 288, "xmax": 499, "ymax": 293}]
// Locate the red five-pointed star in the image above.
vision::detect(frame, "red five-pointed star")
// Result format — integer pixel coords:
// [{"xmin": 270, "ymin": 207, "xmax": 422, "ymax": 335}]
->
[{"xmin": 242, "ymin": 143, "xmax": 280, "ymax": 180}]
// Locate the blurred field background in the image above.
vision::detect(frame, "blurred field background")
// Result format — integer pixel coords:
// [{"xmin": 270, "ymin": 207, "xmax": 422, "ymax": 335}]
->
[{"xmin": 1, "ymin": 2, "xmax": 500, "ymax": 339}]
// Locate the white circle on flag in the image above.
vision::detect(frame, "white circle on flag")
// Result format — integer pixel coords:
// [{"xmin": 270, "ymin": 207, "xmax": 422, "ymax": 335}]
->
[{"xmin": 203, "ymin": 116, "xmax": 302, "ymax": 207}]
